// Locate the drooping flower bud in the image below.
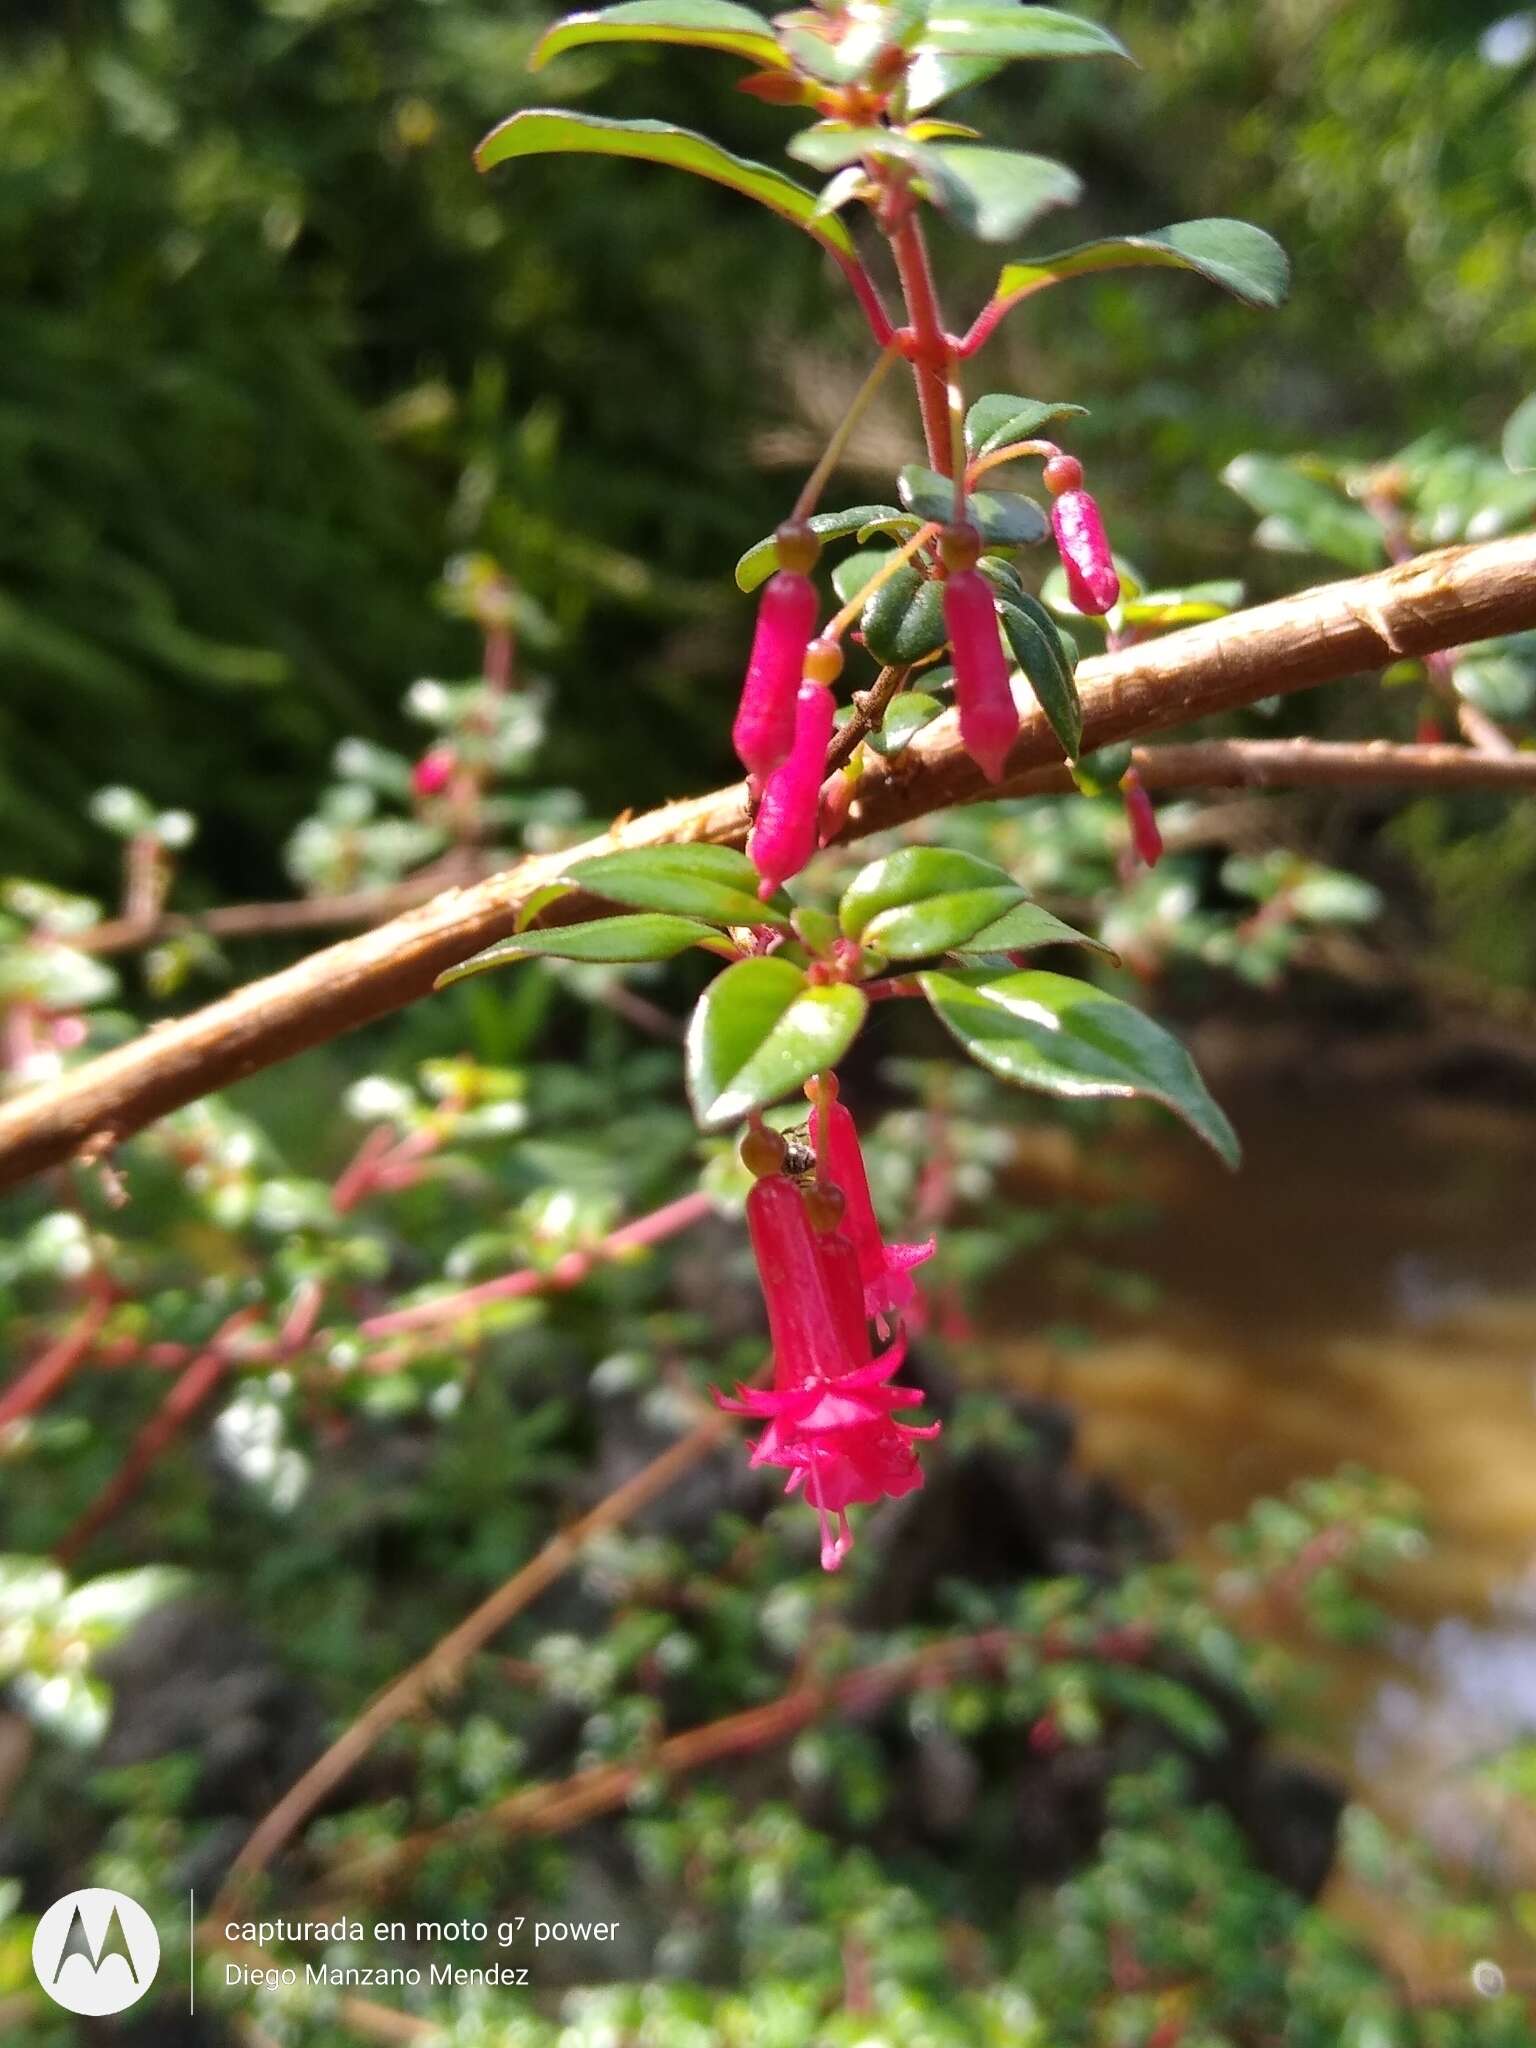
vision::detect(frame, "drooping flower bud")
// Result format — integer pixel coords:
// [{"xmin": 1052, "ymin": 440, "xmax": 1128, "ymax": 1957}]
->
[
  {"xmin": 1048, "ymin": 484, "xmax": 1120, "ymax": 617},
  {"xmin": 812, "ymin": 1082, "xmax": 934, "ymax": 1328},
  {"xmin": 747, "ymin": 650, "xmax": 838, "ymax": 898},
  {"xmin": 1120, "ymin": 764, "xmax": 1163, "ymax": 868},
  {"xmin": 411, "ymin": 745, "xmax": 457, "ymax": 799},
  {"xmin": 732, "ymin": 530, "xmax": 820, "ymax": 782},
  {"xmin": 943, "ymin": 567, "xmax": 1018, "ymax": 785}
]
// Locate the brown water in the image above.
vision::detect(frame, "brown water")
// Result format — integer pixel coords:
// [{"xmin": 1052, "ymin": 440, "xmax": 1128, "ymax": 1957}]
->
[{"xmin": 997, "ymin": 1087, "xmax": 1536, "ymax": 1898}]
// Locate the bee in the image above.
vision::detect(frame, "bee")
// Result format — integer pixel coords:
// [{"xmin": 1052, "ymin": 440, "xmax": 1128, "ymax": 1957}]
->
[{"xmin": 779, "ymin": 1121, "xmax": 818, "ymax": 1181}]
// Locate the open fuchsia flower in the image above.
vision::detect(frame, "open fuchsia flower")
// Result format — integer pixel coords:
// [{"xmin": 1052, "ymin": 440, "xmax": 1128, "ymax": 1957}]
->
[
  {"xmin": 1044, "ymin": 455, "xmax": 1120, "ymax": 616},
  {"xmin": 715, "ymin": 1119, "xmax": 938, "ymax": 1570},
  {"xmin": 731, "ymin": 536, "xmax": 820, "ymax": 783},
  {"xmin": 941, "ymin": 526, "xmax": 1018, "ymax": 785},
  {"xmin": 745, "ymin": 639, "xmax": 840, "ymax": 899}
]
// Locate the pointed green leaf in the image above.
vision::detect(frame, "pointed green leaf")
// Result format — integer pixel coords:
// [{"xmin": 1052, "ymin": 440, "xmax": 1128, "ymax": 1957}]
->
[
  {"xmin": 915, "ymin": 6, "xmax": 1132, "ymax": 64},
  {"xmin": 954, "ymin": 900, "xmax": 1109, "ymax": 958},
  {"xmin": 992, "ymin": 219, "xmax": 1289, "ymax": 315},
  {"xmin": 531, "ymin": 0, "xmax": 788, "ymax": 72},
  {"xmin": 899, "ymin": 465, "xmax": 1048, "ymax": 545},
  {"xmin": 734, "ymin": 505, "xmax": 907, "ymax": 592},
  {"xmin": 1000, "ymin": 595, "xmax": 1082, "ymax": 757},
  {"xmin": 926, "ymin": 145, "xmax": 1081, "ymax": 243},
  {"xmin": 965, "ymin": 393, "xmax": 1089, "ymax": 459},
  {"xmin": 438, "ymin": 913, "xmax": 722, "ymax": 984},
  {"xmin": 918, "ymin": 967, "xmax": 1239, "ymax": 1165},
  {"xmin": 475, "ymin": 113, "xmax": 853, "ymax": 256},
  {"xmin": 830, "ymin": 548, "xmax": 893, "ymax": 606},
  {"xmin": 1503, "ymin": 393, "xmax": 1536, "ymax": 474},
  {"xmin": 840, "ymin": 846, "xmax": 1020, "ymax": 940},
  {"xmin": 1119, "ymin": 580, "xmax": 1243, "ymax": 628},
  {"xmin": 860, "ymin": 564, "xmax": 949, "ymax": 665},
  {"xmin": 906, "ymin": 49, "xmax": 1007, "ymax": 114},
  {"xmin": 868, "ymin": 690, "xmax": 945, "ymax": 756},
  {"xmin": 561, "ymin": 844, "xmax": 791, "ymax": 928},
  {"xmin": 686, "ymin": 957, "xmax": 867, "ymax": 1127},
  {"xmin": 866, "ymin": 886, "xmax": 1024, "ymax": 959},
  {"xmin": 1222, "ymin": 454, "xmax": 1382, "ymax": 572}
]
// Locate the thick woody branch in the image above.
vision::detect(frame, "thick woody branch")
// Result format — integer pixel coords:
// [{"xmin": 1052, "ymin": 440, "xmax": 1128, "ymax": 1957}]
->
[
  {"xmin": 1009, "ymin": 736, "xmax": 1536, "ymax": 799},
  {"xmin": 1, "ymin": 533, "xmax": 1534, "ymax": 1191}
]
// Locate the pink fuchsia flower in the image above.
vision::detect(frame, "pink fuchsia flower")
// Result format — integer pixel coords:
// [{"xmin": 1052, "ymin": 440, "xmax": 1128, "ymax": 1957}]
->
[
  {"xmin": 810, "ymin": 1078, "xmax": 934, "ymax": 1330},
  {"xmin": 411, "ymin": 745, "xmax": 457, "ymax": 799},
  {"xmin": 746, "ymin": 645, "xmax": 839, "ymax": 899},
  {"xmin": 732, "ymin": 569, "xmax": 819, "ymax": 782},
  {"xmin": 1044, "ymin": 456, "xmax": 1120, "ymax": 617},
  {"xmin": 1120, "ymin": 764, "xmax": 1163, "ymax": 868},
  {"xmin": 714, "ymin": 1130, "xmax": 939, "ymax": 1569},
  {"xmin": 940, "ymin": 529, "xmax": 1018, "ymax": 785}
]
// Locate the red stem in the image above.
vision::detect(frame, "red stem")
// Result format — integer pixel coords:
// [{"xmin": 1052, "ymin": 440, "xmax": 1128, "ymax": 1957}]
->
[
  {"xmin": 831, "ymin": 250, "xmax": 896, "ymax": 349},
  {"xmin": 0, "ymin": 1289, "xmax": 113, "ymax": 1432},
  {"xmin": 889, "ymin": 214, "xmax": 953, "ymax": 475}
]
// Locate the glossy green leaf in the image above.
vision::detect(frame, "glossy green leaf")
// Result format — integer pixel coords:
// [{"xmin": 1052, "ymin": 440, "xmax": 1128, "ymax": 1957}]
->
[
  {"xmin": 860, "ymin": 565, "xmax": 949, "ymax": 665},
  {"xmin": 734, "ymin": 505, "xmax": 906, "ymax": 592},
  {"xmin": 918, "ymin": 967, "xmax": 1240, "ymax": 1165},
  {"xmin": 560, "ymin": 844, "xmax": 790, "ymax": 928},
  {"xmin": 915, "ymin": 5, "xmax": 1132, "ymax": 64},
  {"xmin": 531, "ymin": 0, "xmax": 787, "ymax": 72},
  {"xmin": 992, "ymin": 219, "xmax": 1289, "ymax": 314},
  {"xmin": 830, "ymin": 548, "xmax": 892, "ymax": 606},
  {"xmin": 1119, "ymin": 579, "xmax": 1243, "ymax": 628},
  {"xmin": 899, "ymin": 465, "xmax": 1048, "ymax": 545},
  {"xmin": 840, "ymin": 846, "xmax": 1019, "ymax": 942},
  {"xmin": 927, "ymin": 145, "xmax": 1081, "ymax": 243},
  {"xmin": 438, "ymin": 913, "xmax": 721, "ymax": 983},
  {"xmin": 868, "ymin": 690, "xmax": 945, "ymax": 756},
  {"xmin": 1504, "ymin": 393, "xmax": 1536, "ymax": 473},
  {"xmin": 475, "ymin": 113, "xmax": 853, "ymax": 256},
  {"xmin": 1000, "ymin": 594, "xmax": 1082, "ymax": 757},
  {"xmin": 686, "ymin": 957, "xmax": 867, "ymax": 1127},
  {"xmin": 965, "ymin": 393, "xmax": 1089, "ymax": 459},
  {"xmin": 1222, "ymin": 454, "xmax": 1382, "ymax": 572},
  {"xmin": 953, "ymin": 898, "xmax": 1109, "ymax": 958},
  {"xmin": 906, "ymin": 48, "xmax": 1006, "ymax": 113}
]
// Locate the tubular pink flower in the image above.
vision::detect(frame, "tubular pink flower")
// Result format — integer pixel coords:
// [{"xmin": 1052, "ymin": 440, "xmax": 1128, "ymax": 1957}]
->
[
  {"xmin": 1120, "ymin": 765, "xmax": 1163, "ymax": 868},
  {"xmin": 1050, "ymin": 489, "xmax": 1120, "ymax": 616},
  {"xmin": 747, "ymin": 679, "xmax": 834, "ymax": 898},
  {"xmin": 733, "ymin": 571, "xmax": 818, "ymax": 781},
  {"xmin": 714, "ymin": 1163, "xmax": 940, "ymax": 1569},
  {"xmin": 943, "ymin": 568, "xmax": 1018, "ymax": 785},
  {"xmin": 815, "ymin": 1094, "xmax": 934, "ymax": 1327}
]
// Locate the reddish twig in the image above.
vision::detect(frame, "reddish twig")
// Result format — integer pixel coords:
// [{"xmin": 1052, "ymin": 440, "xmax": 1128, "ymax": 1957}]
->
[{"xmin": 0, "ymin": 1288, "xmax": 113, "ymax": 1434}]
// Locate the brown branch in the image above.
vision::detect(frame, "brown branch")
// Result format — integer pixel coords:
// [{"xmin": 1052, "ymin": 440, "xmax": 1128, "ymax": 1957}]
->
[
  {"xmin": 210, "ymin": 1398, "xmax": 734, "ymax": 1920},
  {"xmin": 2, "ymin": 534, "xmax": 1535, "ymax": 1192},
  {"xmin": 1009, "ymin": 737, "xmax": 1536, "ymax": 799}
]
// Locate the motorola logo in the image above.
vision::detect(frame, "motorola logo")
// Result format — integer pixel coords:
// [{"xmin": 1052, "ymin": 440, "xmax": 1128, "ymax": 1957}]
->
[{"xmin": 32, "ymin": 1887, "xmax": 161, "ymax": 2016}]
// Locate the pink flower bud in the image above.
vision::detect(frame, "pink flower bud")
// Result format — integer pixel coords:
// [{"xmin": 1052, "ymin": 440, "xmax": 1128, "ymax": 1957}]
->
[
  {"xmin": 1050, "ymin": 489, "xmax": 1120, "ymax": 615},
  {"xmin": 747, "ymin": 679, "xmax": 835, "ymax": 898},
  {"xmin": 411, "ymin": 745, "xmax": 456, "ymax": 799},
  {"xmin": 1120, "ymin": 765, "xmax": 1163, "ymax": 868},
  {"xmin": 815, "ymin": 1093, "xmax": 934, "ymax": 1329},
  {"xmin": 943, "ymin": 568, "xmax": 1017, "ymax": 785},
  {"xmin": 733, "ymin": 571, "xmax": 819, "ymax": 781}
]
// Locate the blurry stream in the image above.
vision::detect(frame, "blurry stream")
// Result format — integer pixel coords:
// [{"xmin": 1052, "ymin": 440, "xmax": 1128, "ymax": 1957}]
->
[{"xmin": 996, "ymin": 1086, "xmax": 1536, "ymax": 1896}]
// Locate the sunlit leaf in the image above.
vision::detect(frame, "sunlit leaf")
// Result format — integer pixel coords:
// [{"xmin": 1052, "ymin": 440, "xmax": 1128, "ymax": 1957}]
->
[
  {"xmin": 558, "ymin": 844, "xmax": 791, "ymax": 928},
  {"xmin": 1000, "ymin": 594, "xmax": 1082, "ymax": 757},
  {"xmin": 965, "ymin": 393, "xmax": 1089, "ymax": 459},
  {"xmin": 914, "ymin": 5, "xmax": 1132, "ymax": 65},
  {"xmin": 735, "ymin": 505, "xmax": 907, "ymax": 592},
  {"xmin": 437, "ymin": 914, "xmax": 723, "ymax": 982},
  {"xmin": 991, "ymin": 219, "xmax": 1289, "ymax": 316},
  {"xmin": 531, "ymin": 0, "xmax": 787, "ymax": 72},
  {"xmin": 686, "ymin": 957, "xmax": 867, "ymax": 1127}
]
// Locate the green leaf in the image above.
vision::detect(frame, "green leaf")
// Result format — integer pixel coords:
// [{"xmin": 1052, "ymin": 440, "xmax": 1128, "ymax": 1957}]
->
[
  {"xmin": 840, "ymin": 846, "xmax": 1022, "ymax": 952},
  {"xmin": 1504, "ymin": 393, "xmax": 1536, "ymax": 473},
  {"xmin": 830, "ymin": 548, "xmax": 892, "ymax": 605},
  {"xmin": 475, "ymin": 113, "xmax": 853, "ymax": 256},
  {"xmin": 686, "ymin": 957, "xmax": 867, "ymax": 1127},
  {"xmin": 915, "ymin": 5, "xmax": 1132, "ymax": 65},
  {"xmin": 531, "ymin": 0, "xmax": 787, "ymax": 72},
  {"xmin": 1000, "ymin": 595, "xmax": 1082, "ymax": 757},
  {"xmin": 926, "ymin": 145, "xmax": 1082, "ymax": 243},
  {"xmin": 734, "ymin": 505, "xmax": 906, "ymax": 592},
  {"xmin": 899, "ymin": 465, "xmax": 1048, "ymax": 545},
  {"xmin": 1119, "ymin": 580, "xmax": 1243, "ymax": 628},
  {"xmin": 868, "ymin": 690, "xmax": 945, "ymax": 756},
  {"xmin": 918, "ymin": 967, "xmax": 1240, "ymax": 1165},
  {"xmin": 965, "ymin": 393, "xmax": 1089, "ymax": 459},
  {"xmin": 906, "ymin": 49, "xmax": 1007, "ymax": 114},
  {"xmin": 954, "ymin": 899, "xmax": 1108, "ymax": 958},
  {"xmin": 1222, "ymin": 454, "xmax": 1382, "ymax": 572},
  {"xmin": 437, "ymin": 914, "xmax": 721, "ymax": 984},
  {"xmin": 860, "ymin": 565, "xmax": 949, "ymax": 665},
  {"xmin": 992, "ymin": 219, "xmax": 1290, "ymax": 314},
  {"xmin": 1453, "ymin": 653, "xmax": 1536, "ymax": 720},
  {"xmin": 560, "ymin": 845, "xmax": 791, "ymax": 927}
]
